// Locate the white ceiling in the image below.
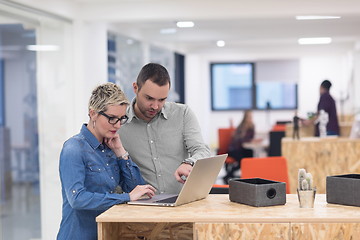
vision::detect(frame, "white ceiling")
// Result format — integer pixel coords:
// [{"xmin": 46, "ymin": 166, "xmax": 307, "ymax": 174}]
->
[{"xmin": 10, "ymin": 0, "xmax": 360, "ymax": 56}]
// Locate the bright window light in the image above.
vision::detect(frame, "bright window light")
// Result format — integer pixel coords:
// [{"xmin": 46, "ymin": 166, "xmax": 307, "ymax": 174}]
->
[
  {"xmin": 298, "ymin": 37, "xmax": 332, "ymax": 45},
  {"xmin": 296, "ymin": 16, "xmax": 341, "ymax": 20},
  {"xmin": 216, "ymin": 40, "xmax": 225, "ymax": 47},
  {"xmin": 26, "ymin": 45, "xmax": 60, "ymax": 51},
  {"xmin": 176, "ymin": 21, "xmax": 194, "ymax": 28}
]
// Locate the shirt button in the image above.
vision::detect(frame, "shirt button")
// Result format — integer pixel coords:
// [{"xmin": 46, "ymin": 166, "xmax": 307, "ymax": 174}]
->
[
  {"xmin": 110, "ymin": 191, "xmax": 113, "ymax": 193},
  {"xmin": 158, "ymin": 174, "xmax": 161, "ymax": 177},
  {"xmin": 111, "ymin": 176, "xmax": 114, "ymax": 179},
  {"xmin": 153, "ymin": 157, "xmax": 157, "ymax": 160},
  {"xmin": 72, "ymin": 190, "xmax": 76, "ymax": 194},
  {"xmin": 147, "ymin": 124, "xmax": 150, "ymax": 127},
  {"xmin": 102, "ymin": 150, "xmax": 105, "ymax": 153},
  {"xmin": 160, "ymin": 191, "xmax": 164, "ymax": 194},
  {"xmin": 98, "ymin": 168, "xmax": 101, "ymax": 171},
  {"xmin": 150, "ymin": 140, "xmax": 154, "ymax": 144}
]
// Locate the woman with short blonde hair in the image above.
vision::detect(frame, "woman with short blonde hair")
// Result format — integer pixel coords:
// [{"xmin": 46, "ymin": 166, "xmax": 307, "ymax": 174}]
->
[{"xmin": 57, "ymin": 82, "xmax": 155, "ymax": 240}]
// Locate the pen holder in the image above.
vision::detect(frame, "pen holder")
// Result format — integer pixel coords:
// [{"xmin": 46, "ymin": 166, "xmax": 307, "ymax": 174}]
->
[{"xmin": 297, "ymin": 188, "xmax": 316, "ymax": 208}]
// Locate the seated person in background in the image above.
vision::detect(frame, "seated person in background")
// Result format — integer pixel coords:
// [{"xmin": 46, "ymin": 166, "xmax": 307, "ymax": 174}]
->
[{"xmin": 223, "ymin": 110, "xmax": 255, "ymax": 183}]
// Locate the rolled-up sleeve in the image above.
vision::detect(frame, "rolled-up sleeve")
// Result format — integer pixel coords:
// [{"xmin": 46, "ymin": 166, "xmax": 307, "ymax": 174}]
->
[
  {"xmin": 118, "ymin": 157, "xmax": 146, "ymax": 193},
  {"xmin": 183, "ymin": 106, "xmax": 212, "ymax": 163}
]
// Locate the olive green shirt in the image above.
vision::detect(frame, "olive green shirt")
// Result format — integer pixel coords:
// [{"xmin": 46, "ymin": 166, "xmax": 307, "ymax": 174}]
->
[{"xmin": 119, "ymin": 99, "xmax": 211, "ymax": 194}]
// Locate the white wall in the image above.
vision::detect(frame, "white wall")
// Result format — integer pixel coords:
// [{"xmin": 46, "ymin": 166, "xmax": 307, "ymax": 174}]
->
[
  {"xmin": 353, "ymin": 43, "xmax": 360, "ymax": 114},
  {"xmin": 37, "ymin": 21, "xmax": 108, "ymax": 239},
  {"xmin": 298, "ymin": 56, "xmax": 352, "ymax": 118},
  {"xmin": 73, "ymin": 20, "xmax": 108, "ymax": 126}
]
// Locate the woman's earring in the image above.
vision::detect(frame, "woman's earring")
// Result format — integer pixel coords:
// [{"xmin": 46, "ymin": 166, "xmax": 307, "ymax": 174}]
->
[{"xmin": 93, "ymin": 120, "xmax": 96, "ymax": 129}]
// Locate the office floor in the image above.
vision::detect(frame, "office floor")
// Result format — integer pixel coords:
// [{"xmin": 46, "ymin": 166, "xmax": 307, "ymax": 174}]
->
[{"xmin": 0, "ymin": 182, "xmax": 41, "ymax": 240}]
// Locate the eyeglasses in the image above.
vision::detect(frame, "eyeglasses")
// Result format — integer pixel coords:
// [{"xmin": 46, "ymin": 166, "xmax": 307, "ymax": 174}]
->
[{"xmin": 98, "ymin": 111, "xmax": 128, "ymax": 125}]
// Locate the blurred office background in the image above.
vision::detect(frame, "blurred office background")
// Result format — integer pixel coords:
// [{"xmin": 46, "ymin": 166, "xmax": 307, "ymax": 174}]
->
[{"xmin": 0, "ymin": 0, "xmax": 360, "ymax": 239}]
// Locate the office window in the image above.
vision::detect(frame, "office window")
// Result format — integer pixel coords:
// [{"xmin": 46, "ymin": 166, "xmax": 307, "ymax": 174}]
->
[
  {"xmin": 256, "ymin": 82, "xmax": 297, "ymax": 109},
  {"xmin": 255, "ymin": 60, "xmax": 299, "ymax": 110},
  {"xmin": 211, "ymin": 63, "xmax": 254, "ymax": 110},
  {"xmin": 210, "ymin": 60, "xmax": 299, "ymax": 111},
  {"xmin": 107, "ymin": 32, "xmax": 143, "ymax": 99},
  {"xmin": 0, "ymin": 59, "xmax": 4, "ymax": 126}
]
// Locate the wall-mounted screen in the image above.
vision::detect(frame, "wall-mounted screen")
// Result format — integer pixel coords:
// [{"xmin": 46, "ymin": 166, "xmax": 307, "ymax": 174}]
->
[{"xmin": 211, "ymin": 63, "xmax": 254, "ymax": 110}]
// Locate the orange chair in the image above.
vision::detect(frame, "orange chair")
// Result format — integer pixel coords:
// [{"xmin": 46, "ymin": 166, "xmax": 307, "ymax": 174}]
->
[
  {"xmin": 271, "ymin": 124, "xmax": 286, "ymax": 132},
  {"xmin": 217, "ymin": 128, "xmax": 236, "ymax": 164},
  {"xmin": 241, "ymin": 156, "xmax": 290, "ymax": 193},
  {"xmin": 210, "ymin": 184, "xmax": 229, "ymax": 194}
]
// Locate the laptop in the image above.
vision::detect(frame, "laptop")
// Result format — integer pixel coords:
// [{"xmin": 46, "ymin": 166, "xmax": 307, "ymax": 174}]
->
[{"xmin": 127, "ymin": 154, "xmax": 228, "ymax": 207}]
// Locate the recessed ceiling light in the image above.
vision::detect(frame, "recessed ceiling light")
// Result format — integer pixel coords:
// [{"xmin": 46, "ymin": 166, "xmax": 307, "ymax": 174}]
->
[
  {"xmin": 296, "ymin": 15, "xmax": 341, "ymax": 20},
  {"xmin": 216, "ymin": 40, "xmax": 225, "ymax": 47},
  {"xmin": 176, "ymin": 21, "xmax": 194, "ymax": 28},
  {"xmin": 160, "ymin": 28, "xmax": 177, "ymax": 34},
  {"xmin": 26, "ymin": 45, "xmax": 60, "ymax": 51},
  {"xmin": 298, "ymin": 37, "xmax": 332, "ymax": 45}
]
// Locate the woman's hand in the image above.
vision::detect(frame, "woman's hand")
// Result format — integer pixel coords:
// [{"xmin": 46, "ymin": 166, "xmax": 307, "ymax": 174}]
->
[
  {"xmin": 104, "ymin": 134, "xmax": 126, "ymax": 157},
  {"xmin": 129, "ymin": 185, "xmax": 157, "ymax": 201}
]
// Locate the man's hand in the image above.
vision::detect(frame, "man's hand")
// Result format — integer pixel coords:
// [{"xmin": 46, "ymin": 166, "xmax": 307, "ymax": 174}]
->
[{"xmin": 174, "ymin": 164, "xmax": 193, "ymax": 184}]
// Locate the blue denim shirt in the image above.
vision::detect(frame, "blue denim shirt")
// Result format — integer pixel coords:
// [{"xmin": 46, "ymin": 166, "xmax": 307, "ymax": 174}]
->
[{"xmin": 57, "ymin": 124, "xmax": 146, "ymax": 240}]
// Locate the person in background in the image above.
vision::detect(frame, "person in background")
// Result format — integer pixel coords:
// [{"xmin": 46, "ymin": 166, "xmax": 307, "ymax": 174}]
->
[
  {"xmin": 304, "ymin": 80, "xmax": 340, "ymax": 136},
  {"xmin": 293, "ymin": 110, "xmax": 300, "ymax": 139},
  {"xmin": 223, "ymin": 110, "xmax": 255, "ymax": 183},
  {"xmin": 119, "ymin": 63, "xmax": 211, "ymax": 194},
  {"xmin": 57, "ymin": 83, "xmax": 156, "ymax": 240}
]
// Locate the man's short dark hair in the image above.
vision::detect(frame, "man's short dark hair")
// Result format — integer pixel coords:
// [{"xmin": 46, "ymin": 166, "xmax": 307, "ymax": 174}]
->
[
  {"xmin": 136, "ymin": 63, "xmax": 171, "ymax": 90},
  {"xmin": 321, "ymin": 80, "xmax": 332, "ymax": 90}
]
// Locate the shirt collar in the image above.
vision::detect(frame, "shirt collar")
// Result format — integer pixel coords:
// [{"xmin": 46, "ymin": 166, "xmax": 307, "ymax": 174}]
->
[
  {"xmin": 127, "ymin": 97, "xmax": 168, "ymax": 122},
  {"xmin": 80, "ymin": 124, "xmax": 102, "ymax": 150}
]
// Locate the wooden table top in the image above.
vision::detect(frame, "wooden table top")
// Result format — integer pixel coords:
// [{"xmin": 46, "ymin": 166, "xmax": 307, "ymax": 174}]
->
[
  {"xmin": 96, "ymin": 194, "xmax": 360, "ymax": 223},
  {"xmin": 282, "ymin": 137, "xmax": 360, "ymax": 142}
]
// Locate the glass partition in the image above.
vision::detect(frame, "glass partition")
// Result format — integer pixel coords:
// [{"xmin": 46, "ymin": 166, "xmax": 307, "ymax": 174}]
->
[{"xmin": 0, "ymin": 3, "xmax": 74, "ymax": 239}]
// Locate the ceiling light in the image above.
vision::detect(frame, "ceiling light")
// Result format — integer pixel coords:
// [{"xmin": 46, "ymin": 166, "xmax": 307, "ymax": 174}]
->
[
  {"xmin": 296, "ymin": 16, "xmax": 341, "ymax": 20},
  {"xmin": 216, "ymin": 40, "xmax": 225, "ymax": 47},
  {"xmin": 126, "ymin": 39, "xmax": 134, "ymax": 45},
  {"xmin": 298, "ymin": 37, "xmax": 332, "ymax": 45},
  {"xmin": 160, "ymin": 28, "xmax": 177, "ymax": 34},
  {"xmin": 176, "ymin": 21, "xmax": 194, "ymax": 28},
  {"xmin": 26, "ymin": 45, "xmax": 60, "ymax": 51}
]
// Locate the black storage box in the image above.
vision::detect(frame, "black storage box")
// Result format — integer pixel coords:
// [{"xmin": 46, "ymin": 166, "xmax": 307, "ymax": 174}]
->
[
  {"xmin": 326, "ymin": 174, "xmax": 360, "ymax": 207},
  {"xmin": 229, "ymin": 178, "xmax": 286, "ymax": 207}
]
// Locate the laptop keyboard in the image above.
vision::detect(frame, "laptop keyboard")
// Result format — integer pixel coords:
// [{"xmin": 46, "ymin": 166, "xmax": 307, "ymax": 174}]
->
[{"xmin": 155, "ymin": 196, "xmax": 178, "ymax": 203}]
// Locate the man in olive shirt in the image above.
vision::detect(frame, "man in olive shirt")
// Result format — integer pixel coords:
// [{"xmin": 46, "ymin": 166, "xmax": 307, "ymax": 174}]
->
[{"xmin": 119, "ymin": 63, "xmax": 211, "ymax": 194}]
